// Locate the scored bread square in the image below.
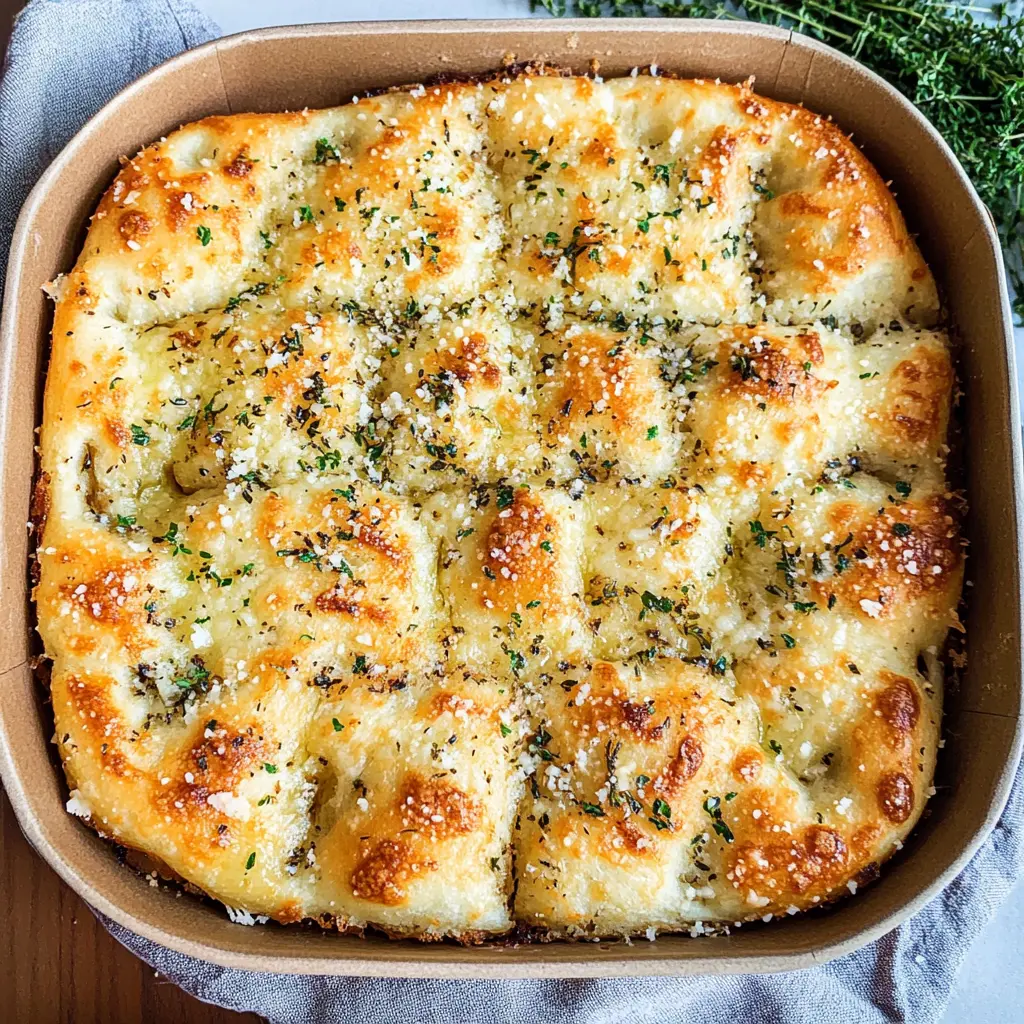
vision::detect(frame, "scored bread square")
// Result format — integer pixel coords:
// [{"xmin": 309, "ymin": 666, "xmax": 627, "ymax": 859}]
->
[{"xmin": 35, "ymin": 68, "xmax": 962, "ymax": 941}]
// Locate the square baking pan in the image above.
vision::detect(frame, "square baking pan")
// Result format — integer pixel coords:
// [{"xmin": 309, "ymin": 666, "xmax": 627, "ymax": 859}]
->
[{"xmin": 1, "ymin": 19, "xmax": 1021, "ymax": 978}]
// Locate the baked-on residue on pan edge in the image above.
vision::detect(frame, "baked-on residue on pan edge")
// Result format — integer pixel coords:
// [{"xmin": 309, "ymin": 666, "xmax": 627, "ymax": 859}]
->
[{"xmin": 33, "ymin": 67, "xmax": 963, "ymax": 942}]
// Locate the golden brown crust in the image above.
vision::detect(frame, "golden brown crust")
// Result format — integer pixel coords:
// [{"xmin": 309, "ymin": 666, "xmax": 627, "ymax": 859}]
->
[{"xmin": 37, "ymin": 69, "xmax": 958, "ymax": 942}]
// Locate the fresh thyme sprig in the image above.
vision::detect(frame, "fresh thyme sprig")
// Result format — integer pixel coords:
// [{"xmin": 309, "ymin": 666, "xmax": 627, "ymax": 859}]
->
[{"xmin": 536, "ymin": 0, "xmax": 1024, "ymax": 321}]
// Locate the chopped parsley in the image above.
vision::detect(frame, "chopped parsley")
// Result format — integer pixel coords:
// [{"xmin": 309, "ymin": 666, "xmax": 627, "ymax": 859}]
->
[
  {"xmin": 172, "ymin": 658, "xmax": 210, "ymax": 692},
  {"xmin": 649, "ymin": 797, "xmax": 672, "ymax": 831},
  {"xmin": 314, "ymin": 137, "xmax": 340, "ymax": 164},
  {"xmin": 637, "ymin": 211, "xmax": 657, "ymax": 233},
  {"xmin": 153, "ymin": 521, "xmax": 191, "ymax": 557},
  {"xmin": 641, "ymin": 590, "xmax": 674, "ymax": 614},
  {"xmin": 749, "ymin": 520, "xmax": 776, "ymax": 548},
  {"xmin": 702, "ymin": 795, "xmax": 734, "ymax": 843}
]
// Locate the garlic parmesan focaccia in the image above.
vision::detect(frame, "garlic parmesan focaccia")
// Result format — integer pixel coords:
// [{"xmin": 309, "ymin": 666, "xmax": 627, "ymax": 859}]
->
[{"xmin": 35, "ymin": 69, "xmax": 961, "ymax": 942}]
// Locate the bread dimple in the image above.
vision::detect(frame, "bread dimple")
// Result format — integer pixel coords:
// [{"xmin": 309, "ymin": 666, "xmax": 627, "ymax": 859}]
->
[{"xmin": 37, "ymin": 69, "xmax": 959, "ymax": 941}]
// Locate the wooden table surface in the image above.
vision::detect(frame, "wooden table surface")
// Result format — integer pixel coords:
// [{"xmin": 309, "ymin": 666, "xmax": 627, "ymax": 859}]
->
[
  {"xmin": 1, "ymin": 790, "xmax": 264, "ymax": 1023},
  {"xmin": 0, "ymin": 3, "xmax": 260, "ymax": 1021}
]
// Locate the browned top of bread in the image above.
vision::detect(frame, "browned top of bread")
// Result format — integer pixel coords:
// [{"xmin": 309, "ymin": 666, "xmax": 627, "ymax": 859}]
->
[{"xmin": 35, "ymin": 69, "xmax": 959, "ymax": 941}]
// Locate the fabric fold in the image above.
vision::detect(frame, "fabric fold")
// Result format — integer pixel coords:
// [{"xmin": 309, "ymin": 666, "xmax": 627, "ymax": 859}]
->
[{"xmin": 2, "ymin": 2, "xmax": 1021, "ymax": 1022}]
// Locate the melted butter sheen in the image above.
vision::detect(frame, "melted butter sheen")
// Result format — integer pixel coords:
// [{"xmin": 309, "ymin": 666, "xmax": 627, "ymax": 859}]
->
[{"xmin": 35, "ymin": 72, "xmax": 960, "ymax": 941}]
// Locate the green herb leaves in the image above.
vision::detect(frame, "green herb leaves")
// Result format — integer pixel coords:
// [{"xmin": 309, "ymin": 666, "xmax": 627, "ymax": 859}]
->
[
  {"xmin": 649, "ymin": 796, "xmax": 672, "ymax": 831},
  {"xmin": 538, "ymin": 0, "xmax": 1024, "ymax": 322},
  {"xmin": 172, "ymin": 658, "xmax": 210, "ymax": 692},
  {"xmin": 314, "ymin": 137, "xmax": 341, "ymax": 164},
  {"xmin": 637, "ymin": 211, "xmax": 657, "ymax": 234},
  {"xmin": 702, "ymin": 795, "xmax": 734, "ymax": 843},
  {"xmin": 641, "ymin": 590, "xmax": 674, "ymax": 614},
  {"xmin": 153, "ymin": 521, "xmax": 191, "ymax": 557},
  {"xmin": 749, "ymin": 520, "xmax": 776, "ymax": 548}
]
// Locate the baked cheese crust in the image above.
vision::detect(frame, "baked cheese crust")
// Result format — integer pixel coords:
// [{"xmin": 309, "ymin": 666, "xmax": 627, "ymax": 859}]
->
[{"xmin": 35, "ymin": 69, "xmax": 960, "ymax": 942}]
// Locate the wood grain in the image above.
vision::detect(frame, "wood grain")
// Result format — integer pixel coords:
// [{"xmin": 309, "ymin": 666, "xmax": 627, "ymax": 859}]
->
[
  {"xmin": 0, "ymin": 3, "xmax": 258, "ymax": 1021},
  {"xmin": 1, "ymin": 786, "xmax": 265, "ymax": 1023}
]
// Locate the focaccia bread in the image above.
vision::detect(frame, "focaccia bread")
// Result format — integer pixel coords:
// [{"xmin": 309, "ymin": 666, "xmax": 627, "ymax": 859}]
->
[{"xmin": 34, "ymin": 68, "xmax": 962, "ymax": 942}]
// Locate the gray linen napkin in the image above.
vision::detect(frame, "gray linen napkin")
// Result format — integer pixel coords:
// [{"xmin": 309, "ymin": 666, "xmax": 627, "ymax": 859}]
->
[{"xmin": 2, "ymin": 2, "xmax": 1022, "ymax": 1021}]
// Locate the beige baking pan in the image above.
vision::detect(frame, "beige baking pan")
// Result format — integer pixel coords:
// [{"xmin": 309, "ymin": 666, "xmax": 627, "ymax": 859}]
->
[{"xmin": 0, "ymin": 19, "xmax": 1021, "ymax": 978}]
